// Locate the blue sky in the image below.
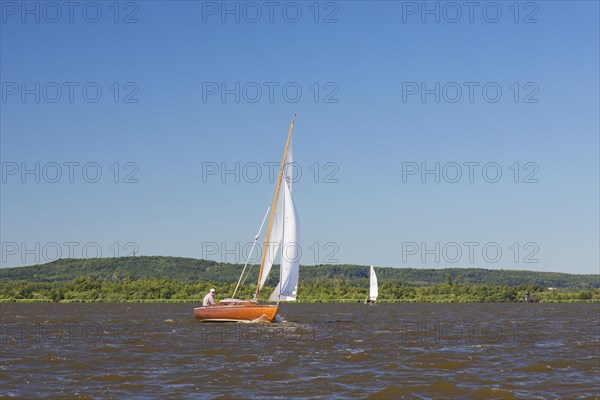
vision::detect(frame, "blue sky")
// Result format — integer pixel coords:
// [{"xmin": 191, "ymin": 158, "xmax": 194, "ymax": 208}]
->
[{"xmin": 1, "ymin": 1, "xmax": 598, "ymax": 274}]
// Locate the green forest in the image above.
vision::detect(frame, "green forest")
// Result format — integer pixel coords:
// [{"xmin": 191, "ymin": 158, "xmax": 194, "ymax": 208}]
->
[{"xmin": 1, "ymin": 256, "xmax": 598, "ymax": 303}]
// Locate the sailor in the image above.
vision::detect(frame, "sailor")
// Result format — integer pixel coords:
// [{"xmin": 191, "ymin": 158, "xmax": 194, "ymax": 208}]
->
[{"xmin": 203, "ymin": 288, "xmax": 217, "ymax": 306}]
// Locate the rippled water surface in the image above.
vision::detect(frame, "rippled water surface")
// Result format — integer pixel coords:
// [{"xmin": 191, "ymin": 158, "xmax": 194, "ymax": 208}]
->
[{"xmin": 1, "ymin": 303, "xmax": 599, "ymax": 399}]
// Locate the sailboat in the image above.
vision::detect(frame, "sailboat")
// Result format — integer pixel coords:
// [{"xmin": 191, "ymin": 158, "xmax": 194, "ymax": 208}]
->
[
  {"xmin": 194, "ymin": 116, "xmax": 300, "ymax": 322},
  {"xmin": 365, "ymin": 265, "xmax": 378, "ymax": 304}
]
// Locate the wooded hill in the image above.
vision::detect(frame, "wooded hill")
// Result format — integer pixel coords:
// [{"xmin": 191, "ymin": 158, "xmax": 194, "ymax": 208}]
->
[{"xmin": 1, "ymin": 256, "xmax": 597, "ymax": 289}]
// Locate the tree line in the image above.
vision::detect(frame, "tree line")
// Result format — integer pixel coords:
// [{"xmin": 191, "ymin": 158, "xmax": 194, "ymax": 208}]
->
[
  {"xmin": 1, "ymin": 256, "xmax": 598, "ymax": 289},
  {"xmin": 1, "ymin": 275, "xmax": 598, "ymax": 303}
]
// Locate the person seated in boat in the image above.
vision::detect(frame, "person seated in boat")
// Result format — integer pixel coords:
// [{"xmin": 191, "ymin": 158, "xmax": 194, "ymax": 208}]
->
[{"xmin": 202, "ymin": 288, "xmax": 217, "ymax": 306}]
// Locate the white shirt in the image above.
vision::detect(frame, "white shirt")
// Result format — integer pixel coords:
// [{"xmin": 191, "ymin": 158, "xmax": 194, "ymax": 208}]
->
[{"xmin": 202, "ymin": 292, "xmax": 216, "ymax": 306}]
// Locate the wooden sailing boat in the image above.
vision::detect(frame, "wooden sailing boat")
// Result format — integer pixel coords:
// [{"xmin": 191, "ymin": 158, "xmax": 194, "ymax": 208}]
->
[
  {"xmin": 365, "ymin": 265, "xmax": 378, "ymax": 304},
  {"xmin": 194, "ymin": 116, "xmax": 300, "ymax": 322}
]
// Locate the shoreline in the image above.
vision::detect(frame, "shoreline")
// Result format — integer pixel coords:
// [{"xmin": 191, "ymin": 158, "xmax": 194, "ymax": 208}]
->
[{"xmin": 2, "ymin": 298, "xmax": 598, "ymax": 304}]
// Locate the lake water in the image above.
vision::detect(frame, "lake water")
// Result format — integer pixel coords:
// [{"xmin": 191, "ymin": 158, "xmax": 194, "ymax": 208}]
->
[{"xmin": 1, "ymin": 303, "xmax": 599, "ymax": 399}]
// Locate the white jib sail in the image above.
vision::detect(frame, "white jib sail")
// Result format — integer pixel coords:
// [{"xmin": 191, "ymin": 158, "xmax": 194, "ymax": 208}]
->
[
  {"xmin": 269, "ymin": 178, "xmax": 300, "ymax": 302},
  {"xmin": 259, "ymin": 138, "xmax": 294, "ymax": 290},
  {"xmin": 369, "ymin": 265, "xmax": 378, "ymax": 301},
  {"xmin": 259, "ymin": 192, "xmax": 283, "ymax": 289}
]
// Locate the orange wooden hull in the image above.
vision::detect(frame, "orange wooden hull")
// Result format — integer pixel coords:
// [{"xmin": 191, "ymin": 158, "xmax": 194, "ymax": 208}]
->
[{"xmin": 194, "ymin": 301, "xmax": 279, "ymax": 322}]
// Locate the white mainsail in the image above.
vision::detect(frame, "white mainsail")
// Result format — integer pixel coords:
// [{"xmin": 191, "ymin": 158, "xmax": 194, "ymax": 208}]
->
[
  {"xmin": 269, "ymin": 178, "xmax": 300, "ymax": 301},
  {"xmin": 259, "ymin": 136, "xmax": 299, "ymax": 304},
  {"xmin": 258, "ymin": 139, "xmax": 292, "ymax": 289},
  {"xmin": 369, "ymin": 265, "xmax": 378, "ymax": 301}
]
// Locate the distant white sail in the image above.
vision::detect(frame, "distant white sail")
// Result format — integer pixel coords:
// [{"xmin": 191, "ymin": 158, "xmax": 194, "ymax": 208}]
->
[
  {"xmin": 269, "ymin": 179, "xmax": 299, "ymax": 302},
  {"xmin": 369, "ymin": 265, "xmax": 378, "ymax": 301}
]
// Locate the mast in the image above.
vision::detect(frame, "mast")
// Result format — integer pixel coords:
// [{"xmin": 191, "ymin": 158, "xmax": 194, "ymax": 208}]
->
[{"xmin": 255, "ymin": 115, "xmax": 296, "ymax": 300}]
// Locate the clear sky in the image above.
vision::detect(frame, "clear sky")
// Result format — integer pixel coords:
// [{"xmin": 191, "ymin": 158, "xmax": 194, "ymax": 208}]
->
[{"xmin": 1, "ymin": 1, "xmax": 598, "ymax": 274}]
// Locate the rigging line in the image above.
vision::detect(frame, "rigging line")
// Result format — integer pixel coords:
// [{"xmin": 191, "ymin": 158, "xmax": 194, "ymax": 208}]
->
[{"xmin": 231, "ymin": 205, "xmax": 270, "ymax": 299}]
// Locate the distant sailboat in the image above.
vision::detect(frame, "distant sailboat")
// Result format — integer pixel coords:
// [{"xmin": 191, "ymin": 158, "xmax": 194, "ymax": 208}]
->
[
  {"xmin": 194, "ymin": 116, "xmax": 300, "ymax": 322},
  {"xmin": 365, "ymin": 265, "xmax": 378, "ymax": 304}
]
